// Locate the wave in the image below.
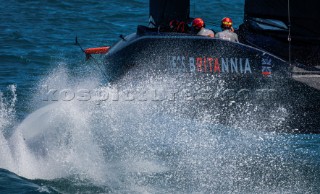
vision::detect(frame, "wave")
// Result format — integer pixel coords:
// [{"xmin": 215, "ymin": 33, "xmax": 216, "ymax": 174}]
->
[{"xmin": 0, "ymin": 169, "xmax": 57, "ymax": 194}]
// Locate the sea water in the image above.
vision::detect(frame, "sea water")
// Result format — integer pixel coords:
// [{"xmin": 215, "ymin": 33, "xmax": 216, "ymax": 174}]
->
[{"xmin": 0, "ymin": 0, "xmax": 320, "ymax": 193}]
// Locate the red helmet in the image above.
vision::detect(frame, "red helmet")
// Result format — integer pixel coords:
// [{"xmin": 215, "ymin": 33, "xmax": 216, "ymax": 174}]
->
[
  {"xmin": 221, "ymin": 17, "xmax": 233, "ymax": 28},
  {"xmin": 169, "ymin": 20, "xmax": 178, "ymax": 30},
  {"xmin": 192, "ymin": 18, "xmax": 205, "ymax": 30}
]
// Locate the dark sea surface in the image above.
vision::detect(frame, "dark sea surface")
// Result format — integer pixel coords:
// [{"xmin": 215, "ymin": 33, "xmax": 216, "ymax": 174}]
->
[{"xmin": 0, "ymin": 0, "xmax": 320, "ymax": 193}]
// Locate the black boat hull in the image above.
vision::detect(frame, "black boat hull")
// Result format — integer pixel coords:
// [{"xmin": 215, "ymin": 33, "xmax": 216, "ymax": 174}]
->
[
  {"xmin": 105, "ymin": 33, "xmax": 289, "ymax": 81},
  {"xmin": 103, "ymin": 33, "xmax": 320, "ymax": 133}
]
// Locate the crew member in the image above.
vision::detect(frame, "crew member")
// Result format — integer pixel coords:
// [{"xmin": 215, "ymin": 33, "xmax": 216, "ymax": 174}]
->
[
  {"xmin": 215, "ymin": 17, "xmax": 239, "ymax": 42},
  {"xmin": 192, "ymin": 18, "xmax": 214, "ymax": 38},
  {"xmin": 169, "ymin": 20, "xmax": 189, "ymax": 33}
]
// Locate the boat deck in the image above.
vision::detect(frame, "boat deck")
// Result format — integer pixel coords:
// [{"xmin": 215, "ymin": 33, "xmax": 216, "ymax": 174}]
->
[{"xmin": 292, "ymin": 66, "xmax": 320, "ymax": 91}]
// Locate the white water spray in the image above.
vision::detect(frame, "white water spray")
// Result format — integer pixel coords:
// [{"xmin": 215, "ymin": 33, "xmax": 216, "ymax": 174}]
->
[
  {"xmin": 0, "ymin": 64, "xmax": 315, "ymax": 193},
  {"xmin": 0, "ymin": 85, "xmax": 17, "ymax": 170}
]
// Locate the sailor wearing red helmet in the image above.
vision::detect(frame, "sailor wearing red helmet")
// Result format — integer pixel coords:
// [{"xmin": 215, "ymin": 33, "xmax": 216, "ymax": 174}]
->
[
  {"xmin": 192, "ymin": 18, "xmax": 214, "ymax": 38},
  {"xmin": 215, "ymin": 17, "xmax": 239, "ymax": 42}
]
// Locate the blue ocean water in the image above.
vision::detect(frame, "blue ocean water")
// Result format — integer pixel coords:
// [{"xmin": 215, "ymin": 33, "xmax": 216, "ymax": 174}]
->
[{"xmin": 0, "ymin": 0, "xmax": 320, "ymax": 193}]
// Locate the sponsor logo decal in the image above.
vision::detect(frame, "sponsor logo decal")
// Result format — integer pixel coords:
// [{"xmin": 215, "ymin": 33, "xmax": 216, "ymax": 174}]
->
[
  {"xmin": 167, "ymin": 56, "xmax": 252, "ymax": 74},
  {"xmin": 261, "ymin": 57, "xmax": 272, "ymax": 77}
]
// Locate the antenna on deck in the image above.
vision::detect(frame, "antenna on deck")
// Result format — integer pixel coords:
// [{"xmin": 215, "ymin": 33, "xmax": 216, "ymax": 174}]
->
[{"xmin": 287, "ymin": 0, "xmax": 292, "ymax": 66}]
